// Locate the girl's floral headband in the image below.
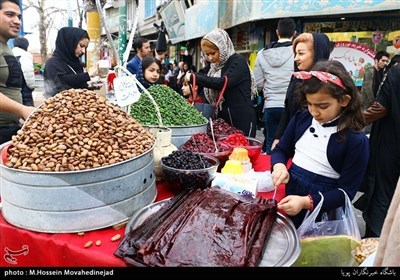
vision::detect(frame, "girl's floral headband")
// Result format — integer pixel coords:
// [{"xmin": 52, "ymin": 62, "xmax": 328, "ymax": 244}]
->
[{"xmin": 293, "ymin": 71, "xmax": 346, "ymax": 90}]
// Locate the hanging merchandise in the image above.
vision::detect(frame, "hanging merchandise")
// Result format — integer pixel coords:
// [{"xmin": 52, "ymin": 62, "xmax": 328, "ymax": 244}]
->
[
  {"xmin": 154, "ymin": 22, "xmax": 167, "ymax": 53},
  {"xmin": 371, "ymin": 31, "xmax": 383, "ymax": 44},
  {"xmin": 393, "ymin": 35, "xmax": 400, "ymax": 49}
]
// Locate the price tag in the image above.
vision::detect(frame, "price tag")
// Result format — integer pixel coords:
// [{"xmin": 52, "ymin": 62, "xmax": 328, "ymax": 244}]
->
[{"xmin": 113, "ymin": 75, "xmax": 141, "ymax": 107}]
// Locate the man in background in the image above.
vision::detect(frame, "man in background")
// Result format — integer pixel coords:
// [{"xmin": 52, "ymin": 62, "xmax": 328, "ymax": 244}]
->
[
  {"xmin": 0, "ymin": 0, "xmax": 35, "ymax": 144},
  {"xmin": 360, "ymin": 50, "xmax": 390, "ymax": 134},
  {"xmin": 12, "ymin": 36, "xmax": 35, "ymax": 106},
  {"xmin": 126, "ymin": 37, "xmax": 152, "ymax": 75},
  {"xmin": 253, "ymin": 17, "xmax": 296, "ymax": 154}
]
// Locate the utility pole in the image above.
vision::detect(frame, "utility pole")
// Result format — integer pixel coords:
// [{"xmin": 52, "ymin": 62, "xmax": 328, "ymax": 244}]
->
[
  {"xmin": 85, "ymin": 0, "xmax": 101, "ymax": 69},
  {"xmin": 67, "ymin": 0, "xmax": 73, "ymax": 27},
  {"xmin": 118, "ymin": 0, "xmax": 127, "ymax": 64}
]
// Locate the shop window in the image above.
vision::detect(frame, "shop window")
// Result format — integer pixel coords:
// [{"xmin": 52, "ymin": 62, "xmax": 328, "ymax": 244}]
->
[
  {"xmin": 305, "ymin": 19, "xmax": 400, "ymax": 87},
  {"xmin": 145, "ymin": 0, "xmax": 166, "ymax": 18},
  {"xmin": 304, "ymin": 19, "xmax": 400, "ymax": 56}
]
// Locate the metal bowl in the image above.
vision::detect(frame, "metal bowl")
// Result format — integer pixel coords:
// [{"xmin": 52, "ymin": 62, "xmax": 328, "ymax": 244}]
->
[{"xmin": 125, "ymin": 199, "xmax": 300, "ymax": 267}]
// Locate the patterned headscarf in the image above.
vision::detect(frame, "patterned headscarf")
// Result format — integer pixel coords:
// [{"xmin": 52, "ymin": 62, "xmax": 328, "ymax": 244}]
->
[
  {"xmin": 202, "ymin": 28, "xmax": 258, "ymax": 106},
  {"xmin": 202, "ymin": 28, "xmax": 235, "ymax": 106}
]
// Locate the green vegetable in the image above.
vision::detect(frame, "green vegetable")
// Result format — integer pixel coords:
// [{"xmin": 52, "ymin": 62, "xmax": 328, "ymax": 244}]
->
[
  {"xmin": 130, "ymin": 85, "xmax": 207, "ymax": 126},
  {"xmin": 293, "ymin": 235, "xmax": 360, "ymax": 267}
]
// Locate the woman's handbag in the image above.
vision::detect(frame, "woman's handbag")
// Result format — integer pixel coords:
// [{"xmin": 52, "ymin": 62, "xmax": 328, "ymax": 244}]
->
[{"xmin": 294, "ymin": 189, "xmax": 361, "ymax": 266}]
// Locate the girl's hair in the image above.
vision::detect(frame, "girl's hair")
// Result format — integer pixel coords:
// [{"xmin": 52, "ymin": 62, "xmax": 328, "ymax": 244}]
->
[
  {"xmin": 297, "ymin": 60, "xmax": 365, "ymax": 138},
  {"xmin": 142, "ymin": 56, "xmax": 161, "ymax": 72}
]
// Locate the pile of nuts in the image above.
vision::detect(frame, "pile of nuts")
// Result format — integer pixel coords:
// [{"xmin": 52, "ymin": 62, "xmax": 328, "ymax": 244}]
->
[
  {"xmin": 353, "ymin": 238, "xmax": 379, "ymax": 264},
  {"xmin": 78, "ymin": 232, "xmax": 121, "ymax": 249},
  {"xmin": 5, "ymin": 89, "xmax": 155, "ymax": 172}
]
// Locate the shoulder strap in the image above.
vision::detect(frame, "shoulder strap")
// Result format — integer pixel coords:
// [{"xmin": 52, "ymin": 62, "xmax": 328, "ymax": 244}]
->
[
  {"xmin": 192, "ymin": 74, "xmax": 228, "ymax": 119},
  {"xmin": 215, "ymin": 76, "xmax": 228, "ymax": 108}
]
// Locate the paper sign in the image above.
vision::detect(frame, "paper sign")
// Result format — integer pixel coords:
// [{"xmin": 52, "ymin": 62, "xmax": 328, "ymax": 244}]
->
[
  {"xmin": 329, "ymin": 41, "xmax": 375, "ymax": 87},
  {"xmin": 113, "ymin": 75, "xmax": 141, "ymax": 107}
]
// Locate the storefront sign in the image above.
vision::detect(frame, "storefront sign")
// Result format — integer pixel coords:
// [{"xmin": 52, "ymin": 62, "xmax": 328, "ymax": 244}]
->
[
  {"xmin": 330, "ymin": 42, "xmax": 375, "ymax": 87},
  {"xmin": 184, "ymin": 0, "xmax": 218, "ymax": 42},
  {"xmin": 159, "ymin": 0, "xmax": 186, "ymax": 44},
  {"xmin": 254, "ymin": 0, "xmax": 390, "ymax": 20}
]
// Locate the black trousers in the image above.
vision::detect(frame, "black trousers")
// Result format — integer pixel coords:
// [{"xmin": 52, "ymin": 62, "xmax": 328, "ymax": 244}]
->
[{"xmin": 364, "ymin": 224, "xmax": 379, "ymax": 238}]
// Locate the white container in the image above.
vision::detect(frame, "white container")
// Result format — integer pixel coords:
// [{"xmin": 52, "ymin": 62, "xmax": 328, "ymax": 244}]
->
[{"xmin": 98, "ymin": 59, "xmax": 110, "ymax": 78}]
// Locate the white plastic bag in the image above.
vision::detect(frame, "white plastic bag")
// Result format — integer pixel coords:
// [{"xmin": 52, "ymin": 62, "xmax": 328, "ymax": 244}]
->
[{"xmin": 294, "ymin": 189, "xmax": 361, "ymax": 266}]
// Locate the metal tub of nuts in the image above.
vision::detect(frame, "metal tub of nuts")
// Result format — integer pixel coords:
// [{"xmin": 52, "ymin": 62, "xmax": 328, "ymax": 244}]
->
[{"xmin": 0, "ymin": 89, "xmax": 157, "ymax": 233}]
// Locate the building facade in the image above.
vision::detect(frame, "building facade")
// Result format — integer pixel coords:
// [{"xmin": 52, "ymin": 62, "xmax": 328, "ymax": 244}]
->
[{"xmin": 103, "ymin": 0, "xmax": 400, "ymax": 81}]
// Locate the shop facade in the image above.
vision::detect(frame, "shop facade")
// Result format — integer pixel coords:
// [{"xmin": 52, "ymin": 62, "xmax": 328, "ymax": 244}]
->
[{"xmin": 158, "ymin": 0, "xmax": 399, "ymax": 85}]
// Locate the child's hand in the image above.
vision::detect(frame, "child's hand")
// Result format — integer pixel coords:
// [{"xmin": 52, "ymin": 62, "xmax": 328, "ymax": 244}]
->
[
  {"xmin": 277, "ymin": 195, "xmax": 307, "ymax": 216},
  {"xmin": 271, "ymin": 163, "xmax": 289, "ymax": 187}
]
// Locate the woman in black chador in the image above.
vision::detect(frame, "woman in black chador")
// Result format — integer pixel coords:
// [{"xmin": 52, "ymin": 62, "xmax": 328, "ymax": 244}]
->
[{"xmin": 44, "ymin": 27, "xmax": 98, "ymax": 98}]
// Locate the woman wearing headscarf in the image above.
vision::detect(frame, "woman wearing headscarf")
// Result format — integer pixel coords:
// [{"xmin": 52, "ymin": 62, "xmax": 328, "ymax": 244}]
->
[
  {"xmin": 43, "ymin": 27, "xmax": 98, "ymax": 98},
  {"xmin": 273, "ymin": 32, "xmax": 331, "ymax": 146},
  {"xmin": 185, "ymin": 28, "xmax": 257, "ymax": 137}
]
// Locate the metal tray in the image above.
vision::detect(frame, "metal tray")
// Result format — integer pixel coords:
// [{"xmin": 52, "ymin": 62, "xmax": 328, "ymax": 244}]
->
[{"xmin": 125, "ymin": 199, "xmax": 301, "ymax": 267}]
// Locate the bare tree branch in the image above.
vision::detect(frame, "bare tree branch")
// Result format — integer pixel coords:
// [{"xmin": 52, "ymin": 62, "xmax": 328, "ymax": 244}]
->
[{"xmin": 24, "ymin": 0, "xmax": 83, "ymax": 63}]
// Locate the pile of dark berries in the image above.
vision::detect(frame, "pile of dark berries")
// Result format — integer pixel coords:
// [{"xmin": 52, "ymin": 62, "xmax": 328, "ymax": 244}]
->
[
  {"xmin": 207, "ymin": 118, "xmax": 243, "ymax": 139},
  {"xmin": 181, "ymin": 133, "xmax": 230, "ymax": 153},
  {"xmin": 161, "ymin": 150, "xmax": 218, "ymax": 189}
]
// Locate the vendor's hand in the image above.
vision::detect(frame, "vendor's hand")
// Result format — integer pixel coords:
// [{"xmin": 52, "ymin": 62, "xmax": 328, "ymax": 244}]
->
[
  {"xmin": 20, "ymin": 105, "xmax": 36, "ymax": 121},
  {"xmin": 271, "ymin": 163, "xmax": 289, "ymax": 187},
  {"xmin": 277, "ymin": 195, "xmax": 307, "ymax": 216}
]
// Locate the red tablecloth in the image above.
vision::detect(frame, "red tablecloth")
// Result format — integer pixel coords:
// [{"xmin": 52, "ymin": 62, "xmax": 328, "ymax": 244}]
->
[{"xmin": 0, "ymin": 155, "xmax": 285, "ymax": 267}]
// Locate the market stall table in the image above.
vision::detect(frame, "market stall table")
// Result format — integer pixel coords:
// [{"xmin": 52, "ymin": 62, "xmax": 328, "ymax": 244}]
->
[{"xmin": 0, "ymin": 155, "xmax": 286, "ymax": 267}]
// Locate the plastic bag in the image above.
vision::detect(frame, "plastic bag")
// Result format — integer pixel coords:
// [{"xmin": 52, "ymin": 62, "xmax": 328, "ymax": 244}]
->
[
  {"xmin": 294, "ymin": 189, "xmax": 361, "ymax": 267},
  {"xmin": 194, "ymin": 103, "xmax": 215, "ymax": 120}
]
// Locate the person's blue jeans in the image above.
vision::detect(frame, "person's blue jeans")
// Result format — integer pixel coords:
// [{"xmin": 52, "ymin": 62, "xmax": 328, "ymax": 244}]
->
[{"xmin": 263, "ymin": 107, "xmax": 284, "ymax": 154}]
